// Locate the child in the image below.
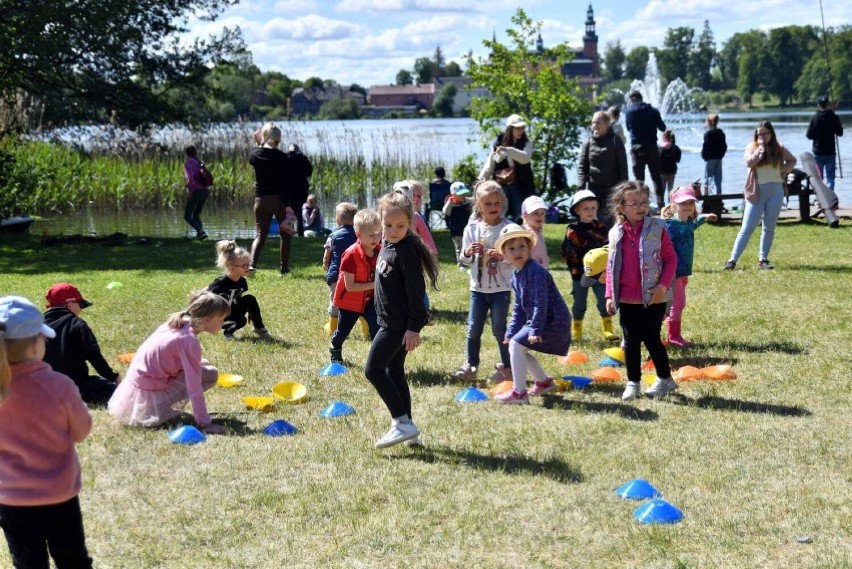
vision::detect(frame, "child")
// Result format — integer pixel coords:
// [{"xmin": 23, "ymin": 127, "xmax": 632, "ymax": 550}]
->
[
  {"xmin": 605, "ymin": 181, "xmax": 678, "ymax": 401},
  {"xmin": 520, "ymin": 195, "xmax": 550, "ymax": 268},
  {"xmin": 454, "ymin": 181, "xmax": 515, "ymax": 382},
  {"xmin": 701, "ymin": 114, "xmax": 727, "ymax": 195},
  {"xmin": 560, "ymin": 190, "xmax": 617, "ymax": 342},
  {"xmin": 366, "ymin": 190, "xmax": 440, "ymax": 448},
  {"xmin": 322, "ymin": 202, "xmax": 359, "ymax": 334},
  {"xmin": 659, "ymin": 129, "xmax": 681, "ymax": 204},
  {"xmin": 394, "ymin": 179, "xmax": 438, "ymax": 257},
  {"xmin": 208, "ymin": 240, "xmax": 273, "ymax": 341},
  {"xmin": 183, "ymin": 145, "xmax": 210, "ymax": 240},
  {"xmin": 0, "ymin": 296, "xmax": 93, "ymax": 567},
  {"xmin": 108, "ymin": 291, "xmax": 229, "ymax": 432},
  {"xmin": 42, "ymin": 282, "xmax": 120, "ymax": 405},
  {"xmin": 661, "ymin": 187, "xmax": 717, "ymax": 347},
  {"xmin": 493, "ymin": 225, "xmax": 572, "ymax": 404},
  {"xmin": 302, "ymin": 193, "xmax": 331, "ymax": 238},
  {"xmin": 441, "ymin": 181, "xmax": 473, "ymax": 267},
  {"xmin": 329, "ymin": 209, "xmax": 382, "ymax": 363}
]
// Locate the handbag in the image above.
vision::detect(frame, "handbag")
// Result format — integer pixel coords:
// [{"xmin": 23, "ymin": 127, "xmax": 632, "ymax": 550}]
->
[
  {"xmin": 494, "ymin": 166, "xmax": 515, "ymax": 186},
  {"xmin": 197, "ymin": 163, "xmax": 214, "ymax": 187}
]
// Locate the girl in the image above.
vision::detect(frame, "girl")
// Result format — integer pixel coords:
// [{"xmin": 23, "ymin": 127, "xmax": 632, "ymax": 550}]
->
[
  {"xmin": 454, "ymin": 181, "xmax": 515, "ymax": 383},
  {"xmin": 701, "ymin": 114, "xmax": 727, "ymax": 195},
  {"xmin": 208, "ymin": 240, "xmax": 273, "ymax": 341},
  {"xmin": 108, "ymin": 291, "xmax": 229, "ymax": 432},
  {"xmin": 0, "ymin": 296, "xmax": 93, "ymax": 568},
  {"xmin": 479, "ymin": 114, "xmax": 534, "ymax": 220},
  {"xmin": 493, "ymin": 225, "xmax": 572, "ymax": 404},
  {"xmin": 605, "ymin": 181, "xmax": 678, "ymax": 401},
  {"xmin": 366, "ymin": 190, "xmax": 440, "ymax": 448},
  {"xmin": 577, "ymin": 110, "xmax": 629, "ymax": 228},
  {"xmin": 661, "ymin": 187, "xmax": 717, "ymax": 347},
  {"xmin": 659, "ymin": 129, "xmax": 682, "ymax": 203},
  {"xmin": 394, "ymin": 179, "xmax": 438, "ymax": 257},
  {"xmin": 725, "ymin": 121, "xmax": 796, "ymax": 270},
  {"xmin": 183, "ymin": 145, "xmax": 210, "ymax": 240}
]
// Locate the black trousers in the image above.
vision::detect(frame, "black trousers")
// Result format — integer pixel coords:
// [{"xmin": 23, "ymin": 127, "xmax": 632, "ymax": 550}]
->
[
  {"xmin": 76, "ymin": 375, "xmax": 117, "ymax": 406},
  {"xmin": 364, "ymin": 327, "xmax": 412, "ymax": 420},
  {"xmin": 0, "ymin": 496, "xmax": 92, "ymax": 569},
  {"xmin": 630, "ymin": 143, "xmax": 664, "ymax": 205},
  {"xmin": 618, "ymin": 302, "xmax": 671, "ymax": 383},
  {"xmin": 223, "ymin": 294, "xmax": 264, "ymax": 334}
]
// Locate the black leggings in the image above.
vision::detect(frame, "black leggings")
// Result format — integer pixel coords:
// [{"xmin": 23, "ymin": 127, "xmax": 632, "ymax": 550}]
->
[
  {"xmin": 618, "ymin": 302, "xmax": 671, "ymax": 382},
  {"xmin": 364, "ymin": 327, "xmax": 412, "ymax": 420},
  {"xmin": 223, "ymin": 294, "xmax": 264, "ymax": 334}
]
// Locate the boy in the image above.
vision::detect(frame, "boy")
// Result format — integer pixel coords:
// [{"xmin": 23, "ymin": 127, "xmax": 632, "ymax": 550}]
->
[
  {"xmin": 441, "ymin": 181, "xmax": 473, "ymax": 268},
  {"xmin": 42, "ymin": 282, "xmax": 120, "ymax": 405},
  {"xmin": 322, "ymin": 202, "xmax": 358, "ymax": 334},
  {"xmin": 520, "ymin": 195, "xmax": 549, "ymax": 268},
  {"xmin": 329, "ymin": 209, "xmax": 382, "ymax": 363}
]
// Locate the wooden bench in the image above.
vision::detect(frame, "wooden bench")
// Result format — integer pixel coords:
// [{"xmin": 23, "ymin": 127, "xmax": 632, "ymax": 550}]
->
[{"xmin": 697, "ymin": 171, "xmax": 813, "ymax": 221}]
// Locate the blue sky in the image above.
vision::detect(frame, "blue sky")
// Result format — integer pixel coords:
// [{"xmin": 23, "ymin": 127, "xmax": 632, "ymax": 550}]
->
[{"xmin": 188, "ymin": 0, "xmax": 850, "ymax": 86}]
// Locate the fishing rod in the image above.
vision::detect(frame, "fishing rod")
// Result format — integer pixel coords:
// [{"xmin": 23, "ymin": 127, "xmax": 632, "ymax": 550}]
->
[{"xmin": 819, "ymin": 0, "xmax": 842, "ymax": 179}]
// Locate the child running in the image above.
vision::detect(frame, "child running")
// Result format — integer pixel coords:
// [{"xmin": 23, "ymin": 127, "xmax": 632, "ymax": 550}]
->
[
  {"xmin": 208, "ymin": 240, "xmax": 273, "ymax": 341},
  {"xmin": 561, "ymin": 190, "xmax": 617, "ymax": 342},
  {"xmin": 366, "ymin": 190, "xmax": 440, "ymax": 448},
  {"xmin": 454, "ymin": 181, "xmax": 515, "ymax": 382},
  {"xmin": 605, "ymin": 181, "xmax": 678, "ymax": 401},
  {"xmin": 329, "ymin": 209, "xmax": 382, "ymax": 364},
  {"xmin": 493, "ymin": 225, "xmax": 572, "ymax": 404},
  {"xmin": 108, "ymin": 291, "xmax": 229, "ymax": 432},
  {"xmin": 661, "ymin": 187, "xmax": 717, "ymax": 347},
  {"xmin": 520, "ymin": 195, "xmax": 550, "ymax": 268},
  {"xmin": 0, "ymin": 296, "xmax": 93, "ymax": 568}
]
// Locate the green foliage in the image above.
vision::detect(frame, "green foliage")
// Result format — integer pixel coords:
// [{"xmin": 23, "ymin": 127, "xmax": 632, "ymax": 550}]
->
[
  {"xmin": 765, "ymin": 26, "xmax": 819, "ymax": 106},
  {"xmin": 624, "ymin": 46, "xmax": 650, "ymax": 82},
  {"xmin": 317, "ymin": 98, "xmax": 361, "ymax": 120},
  {"xmin": 657, "ymin": 27, "xmax": 695, "ymax": 82},
  {"xmin": 737, "ymin": 53, "xmax": 759, "ymax": 107},
  {"xmin": 431, "ymin": 84, "xmax": 458, "ymax": 117},
  {"xmin": 451, "ymin": 153, "xmax": 481, "ymax": 188},
  {"xmin": 465, "ymin": 9, "xmax": 592, "ymax": 197},
  {"xmin": 689, "ymin": 20, "xmax": 716, "ymax": 90},
  {"xmin": 795, "ymin": 26, "xmax": 852, "ymax": 104},
  {"xmin": 603, "ymin": 41, "xmax": 625, "ymax": 81},
  {"xmin": 395, "ymin": 70, "xmax": 414, "ymax": 86}
]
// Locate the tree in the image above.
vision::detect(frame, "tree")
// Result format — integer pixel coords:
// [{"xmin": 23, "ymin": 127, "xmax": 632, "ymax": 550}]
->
[
  {"xmin": 0, "ymin": 0, "xmax": 244, "ymax": 132},
  {"xmin": 765, "ymin": 26, "xmax": 818, "ymax": 105},
  {"xmin": 431, "ymin": 83, "xmax": 457, "ymax": 117},
  {"xmin": 317, "ymin": 97, "xmax": 360, "ymax": 120},
  {"xmin": 795, "ymin": 26, "xmax": 852, "ymax": 105},
  {"xmin": 718, "ymin": 30, "xmax": 766, "ymax": 89},
  {"xmin": 737, "ymin": 52, "xmax": 759, "ymax": 107},
  {"xmin": 466, "ymin": 9, "xmax": 592, "ymax": 196},
  {"xmin": 349, "ymin": 83, "xmax": 368, "ymax": 96},
  {"xmin": 602, "ymin": 41, "xmax": 625, "ymax": 81},
  {"xmin": 444, "ymin": 61, "xmax": 463, "ymax": 77},
  {"xmin": 414, "ymin": 57, "xmax": 437, "ymax": 85},
  {"xmin": 433, "ymin": 46, "xmax": 446, "ymax": 72},
  {"xmin": 657, "ymin": 27, "xmax": 694, "ymax": 81},
  {"xmin": 689, "ymin": 20, "xmax": 715, "ymax": 90},
  {"xmin": 624, "ymin": 46, "xmax": 650, "ymax": 82},
  {"xmin": 303, "ymin": 77, "xmax": 324, "ymax": 91},
  {"xmin": 396, "ymin": 70, "xmax": 413, "ymax": 86}
]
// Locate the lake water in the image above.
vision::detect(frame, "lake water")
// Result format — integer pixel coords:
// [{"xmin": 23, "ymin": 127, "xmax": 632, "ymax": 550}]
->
[{"xmin": 37, "ymin": 112, "xmax": 851, "ymax": 238}]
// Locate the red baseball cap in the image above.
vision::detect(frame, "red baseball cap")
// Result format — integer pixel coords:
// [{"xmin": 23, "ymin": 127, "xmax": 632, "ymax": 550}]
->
[{"xmin": 45, "ymin": 283, "xmax": 92, "ymax": 309}]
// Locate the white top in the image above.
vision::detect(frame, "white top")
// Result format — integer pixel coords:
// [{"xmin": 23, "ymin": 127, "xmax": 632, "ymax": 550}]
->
[{"xmin": 459, "ymin": 218, "xmax": 515, "ymax": 293}]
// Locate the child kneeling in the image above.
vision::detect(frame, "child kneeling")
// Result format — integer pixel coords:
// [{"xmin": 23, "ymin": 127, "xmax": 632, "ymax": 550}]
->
[{"xmin": 208, "ymin": 240, "xmax": 273, "ymax": 341}]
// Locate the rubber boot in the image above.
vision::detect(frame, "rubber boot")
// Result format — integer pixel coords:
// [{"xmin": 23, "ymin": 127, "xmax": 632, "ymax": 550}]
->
[
  {"xmin": 571, "ymin": 319, "xmax": 584, "ymax": 342},
  {"xmin": 601, "ymin": 316, "xmax": 619, "ymax": 342},
  {"xmin": 667, "ymin": 320, "xmax": 691, "ymax": 348},
  {"xmin": 329, "ymin": 345, "xmax": 343, "ymax": 363},
  {"xmin": 323, "ymin": 315, "xmax": 338, "ymax": 335},
  {"xmin": 359, "ymin": 316, "xmax": 371, "ymax": 339}
]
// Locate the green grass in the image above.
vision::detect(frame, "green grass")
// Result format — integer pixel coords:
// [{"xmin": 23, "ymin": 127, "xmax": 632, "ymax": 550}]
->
[{"xmin": 0, "ymin": 218, "xmax": 850, "ymax": 568}]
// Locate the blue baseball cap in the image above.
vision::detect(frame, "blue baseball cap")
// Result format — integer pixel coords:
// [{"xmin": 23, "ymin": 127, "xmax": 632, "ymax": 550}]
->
[{"xmin": 0, "ymin": 296, "xmax": 56, "ymax": 340}]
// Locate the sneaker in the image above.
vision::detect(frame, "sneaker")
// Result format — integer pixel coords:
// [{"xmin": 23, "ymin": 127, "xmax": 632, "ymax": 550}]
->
[
  {"xmin": 254, "ymin": 328, "xmax": 273, "ymax": 341},
  {"xmin": 489, "ymin": 363, "xmax": 513, "ymax": 383},
  {"xmin": 528, "ymin": 378, "xmax": 556, "ymax": 397},
  {"xmin": 453, "ymin": 363, "xmax": 477, "ymax": 381},
  {"xmin": 197, "ymin": 232, "xmax": 208, "ymax": 241},
  {"xmin": 622, "ymin": 381, "xmax": 640, "ymax": 401},
  {"xmin": 495, "ymin": 389, "xmax": 530, "ymax": 405},
  {"xmin": 646, "ymin": 377, "xmax": 678, "ymax": 398},
  {"xmin": 758, "ymin": 259, "xmax": 774, "ymax": 270},
  {"xmin": 405, "ymin": 435, "xmax": 423, "ymax": 447},
  {"xmin": 224, "ymin": 333, "xmax": 235, "ymax": 341},
  {"xmin": 375, "ymin": 421, "xmax": 420, "ymax": 449},
  {"xmin": 723, "ymin": 260, "xmax": 736, "ymax": 271},
  {"xmin": 279, "ymin": 266, "xmax": 290, "ymax": 276}
]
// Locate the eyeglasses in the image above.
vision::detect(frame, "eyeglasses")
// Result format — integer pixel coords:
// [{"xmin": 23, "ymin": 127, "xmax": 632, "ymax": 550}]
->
[
  {"xmin": 230, "ymin": 263, "xmax": 251, "ymax": 269},
  {"xmin": 624, "ymin": 200, "xmax": 650, "ymax": 208},
  {"xmin": 756, "ymin": 131, "xmax": 771, "ymax": 136}
]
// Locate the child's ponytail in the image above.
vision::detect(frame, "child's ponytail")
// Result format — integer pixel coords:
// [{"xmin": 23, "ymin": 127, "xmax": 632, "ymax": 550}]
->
[
  {"xmin": 380, "ymin": 190, "xmax": 441, "ymax": 290},
  {"xmin": 215, "ymin": 240, "xmax": 249, "ymax": 268},
  {"xmin": 167, "ymin": 290, "xmax": 230, "ymax": 332}
]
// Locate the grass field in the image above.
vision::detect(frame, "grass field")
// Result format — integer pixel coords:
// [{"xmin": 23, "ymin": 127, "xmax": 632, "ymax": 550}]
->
[{"xmin": 0, "ymin": 217, "xmax": 850, "ymax": 568}]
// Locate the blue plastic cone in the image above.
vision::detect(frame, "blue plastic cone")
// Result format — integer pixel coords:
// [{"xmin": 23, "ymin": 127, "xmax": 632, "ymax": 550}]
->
[
  {"xmin": 563, "ymin": 375, "xmax": 593, "ymax": 389},
  {"xmin": 455, "ymin": 386, "xmax": 488, "ymax": 403},
  {"xmin": 615, "ymin": 479, "xmax": 662, "ymax": 500},
  {"xmin": 320, "ymin": 362, "xmax": 348, "ymax": 376},
  {"xmin": 320, "ymin": 401, "xmax": 355, "ymax": 418},
  {"xmin": 598, "ymin": 356, "xmax": 624, "ymax": 367},
  {"xmin": 263, "ymin": 419, "xmax": 298, "ymax": 436},
  {"xmin": 633, "ymin": 499, "xmax": 683, "ymax": 524},
  {"xmin": 268, "ymin": 218, "xmax": 279, "ymax": 235},
  {"xmin": 168, "ymin": 425, "xmax": 207, "ymax": 445}
]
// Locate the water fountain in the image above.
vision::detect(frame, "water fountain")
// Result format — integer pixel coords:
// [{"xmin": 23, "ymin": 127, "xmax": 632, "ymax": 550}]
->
[{"xmin": 627, "ymin": 53, "xmax": 698, "ymax": 120}]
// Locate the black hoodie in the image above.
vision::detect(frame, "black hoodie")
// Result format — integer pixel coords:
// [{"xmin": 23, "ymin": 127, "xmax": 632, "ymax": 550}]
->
[{"xmin": 43, "ymin": 307, "xmax": 118, "ymax": 386}]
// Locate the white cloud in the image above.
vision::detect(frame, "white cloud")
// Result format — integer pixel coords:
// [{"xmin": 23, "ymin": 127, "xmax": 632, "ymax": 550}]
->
[
  {"xmin": 274, "ymin": 0, "xmax": 319, "ymax": 12},
  {"xmin": 261, "ymin": 14, "xmax": 366, "ymax": 40}
]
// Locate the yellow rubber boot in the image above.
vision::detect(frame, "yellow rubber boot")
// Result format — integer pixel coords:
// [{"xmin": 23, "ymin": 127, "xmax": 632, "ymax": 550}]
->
[
  {"xmin": 602, "ymin": 316, "xmax": 619, "ymax": 342},
  {"xmin": 359, "ymin": 316, "xmax": 371, "ymax": 339},
  {"xmin": 571, "ymin": 319, "xmax": 584, "ymax": 342},
  {"xmin": 323, "ymin": 315, "xmax": 338, "ymax": 335}
]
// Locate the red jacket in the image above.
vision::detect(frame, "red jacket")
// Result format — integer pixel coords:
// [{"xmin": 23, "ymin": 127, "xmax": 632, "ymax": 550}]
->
[{"xmin": 333, "ymin": 241, "xmax": 379, "ymax": 313}]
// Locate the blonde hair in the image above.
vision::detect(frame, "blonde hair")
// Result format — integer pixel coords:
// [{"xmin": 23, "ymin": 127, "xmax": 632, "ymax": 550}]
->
[
  {"xmin": 335, "ymin": 202, "xmax": 358, "ymax": 225},
  {"xmin": 609, "ymin": 180, "xmax": 650, "ymax": 223},
  {"xmin": 706, "ymin": 113, "xmax": 720, "ymax": 127},
  {"xmin": 166, "ymin": 290, "xmax": 230, "ymax": 333},
  {"xmin": 354, "ymin": 208, "xmax": 381, "ymax": 232},
  {"xmin": 215, "ymin": 240, "xmax": 249, "ymax": 269},
  {"xmin": 472, "ymin": 180, "xmax": 506, "ymax": 220},
  {"xmin": 379, "ymin": 190, "xmax": 440, "ymax": 290},
  {"xmin": 661, "ymin": 201, "xmax": 697, "ymax": 221},
  {"xmin": 260, "ymin": 122, "xmax": 281, "ymax": 147},
  {"xmin": 592, "ymin": 110, "xmax": 611, "ymax": 126},
  {"xmin": 0, "ymin": 333, "xmax": 40, "ymax": 404}
]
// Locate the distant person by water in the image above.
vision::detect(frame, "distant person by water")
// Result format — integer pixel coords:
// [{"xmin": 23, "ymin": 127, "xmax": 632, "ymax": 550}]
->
[
  {"xmin": 701, "ymin": 113, "xmax": 728, "ymax": 196},
  {"xmin": 183, "ymin": 145, "xmax": 211, "ymax": 240},
  {"xmin": 428, "ymin": 166, "xmax": 452, "ymax": 220},
  {"xmin": 479, "ymin": 114, "xmax": 535, "ymax": 220},
  {"xmin": 624, "ymin": 91, "xmax": 667, "ymax": 209},
  {"xmin": 659, "ymin": 129, "xmax": 682, "ymax": 203},
  {"xmin": 806, "ymin": 96, "xmax": 844, "ymax": 191},
  {"xmin": 608, "ymin": 105, "xmax": 627, "ymax": 145},
  {"xmin": 286, "ymin": 143, "xmax": 313, "ymax": 235},
  {"xmin": 302, "ymin": 193, "xmax": 331, "ymax": 238}
]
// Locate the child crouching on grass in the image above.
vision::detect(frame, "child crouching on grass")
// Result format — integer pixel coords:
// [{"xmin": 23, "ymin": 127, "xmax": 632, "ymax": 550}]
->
[
  {"xmin": 493, "ymin": 225, "xmax": 572, "ymax": 404},
  {"xmin": 208, "ymin": 240, "xmax": 273, "ymax": 341}
]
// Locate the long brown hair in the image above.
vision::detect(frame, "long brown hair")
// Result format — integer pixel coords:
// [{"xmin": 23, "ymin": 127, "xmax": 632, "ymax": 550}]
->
[
  {"xmin": 379, "ymin": 190, "xmax": 440, "ymax": 290},
  {"xmin": 500, "ymin": 125, "xmax": 529, "ymax": 148},
  {"xmin": 609, "ymin": 180, "xmax": 651, "ymax": 223},
  {"xmin": 751, "ymin": 121, "xmax": 783, "ymax": 167}
]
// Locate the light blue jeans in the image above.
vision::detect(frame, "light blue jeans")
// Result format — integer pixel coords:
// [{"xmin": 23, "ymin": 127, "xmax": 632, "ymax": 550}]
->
[
  {"xmin": 705, "ymin": 159, "xmax": 723, "ymax": 195},
  {"xmin": 466, "ymin": 291, "xmax": 511, "ymax": 368},
  {"xmin": 729, "ymin": 182, "xmax": 784, "ymax": 262}
]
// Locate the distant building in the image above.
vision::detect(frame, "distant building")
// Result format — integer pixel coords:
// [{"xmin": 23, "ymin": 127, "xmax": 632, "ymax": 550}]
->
[
  {"xmin": 531, "ymin": 3, "xmax": 601, "ymax": 96},
  {"xmin": 367, "ymin": 84, "xmax": 436, "ymax": 110},
  {"xmin": 290, "ymin": 85, "xmax": 366, "ymax": 116}
]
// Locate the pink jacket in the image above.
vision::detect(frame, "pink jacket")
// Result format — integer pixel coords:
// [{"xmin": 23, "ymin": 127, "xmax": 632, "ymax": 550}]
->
[
  {"xmin": 413, "ymin": 213, "xmax": 438, "ymax": 256},
  {"xmin": 743, "ymin": 143, "xmax": 796, "ymax": 203},
  {"xmin": 0, "ymin": 361, "xmax": 92, "ymax": 506}
]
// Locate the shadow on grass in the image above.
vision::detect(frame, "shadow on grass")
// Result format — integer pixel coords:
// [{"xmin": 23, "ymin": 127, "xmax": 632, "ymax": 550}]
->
[
  {"xmin": 157, "ymin": 414, "xmax": 252, "ymax": 436},
  {"xmin": 428, "ymin": 307, "xmax": 468, "ymax": 323},
  {"xmin": 671, "ymin": 394, "xmax": 811, "ymax": 416},
  {"xmin": 397, "ymin": 445, "xmax": 583, "ymax": 484},
  {"xmin": 781, "ymin": 264, "xmax": 851, "ymax": 273},
  {"xmin": 410, "ymin": 367, "xmax": 455, "ymax": 387},
  {"xmin": 699, "ymin": 339, "xmax": 806, "ymax": 355},
  {"xmin": 540, "ymin": 393, "xmax": 659, "ymax": 421}
]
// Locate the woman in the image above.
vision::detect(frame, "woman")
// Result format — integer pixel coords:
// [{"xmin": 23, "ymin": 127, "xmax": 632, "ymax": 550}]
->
[
  {"xmin": 577, "ymin": 111, "xmax": 628, "ymax": 228},
  {"xmin": 286, "ymin": 143, "xmax": 313, "ymax": 236},
  {"xmin": 479, "ymin": 114, "xmax": 534, "ymax": 220},
  {"xmin": 724, "ymin": 121, "xmax": 796, "ymax": 271},
  {"xmin": 249, "ymin": 123, "xmax": 294, "ymax": 275}
]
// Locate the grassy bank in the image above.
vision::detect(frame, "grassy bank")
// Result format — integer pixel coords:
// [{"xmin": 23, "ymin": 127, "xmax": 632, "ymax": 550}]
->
[{"xmin": 0, "ymin": 219, "xmax": 850, "ymax": 568}]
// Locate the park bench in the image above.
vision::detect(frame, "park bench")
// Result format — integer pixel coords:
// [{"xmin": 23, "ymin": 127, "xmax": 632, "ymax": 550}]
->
[{"xmin": 698, "ymin": 169, "xmax": 815, "ymax": 222}]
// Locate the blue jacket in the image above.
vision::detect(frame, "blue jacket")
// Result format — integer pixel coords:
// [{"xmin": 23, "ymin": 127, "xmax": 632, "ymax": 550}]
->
[{"xmin": 325, "ymin": 225, "xmax": 357, "ymax": 284}]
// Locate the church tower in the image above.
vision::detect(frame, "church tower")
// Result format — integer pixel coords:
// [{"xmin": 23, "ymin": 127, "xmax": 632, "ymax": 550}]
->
[{"xmin": 582, "ymin": 3, "xmax": 599, "ymax": 75}]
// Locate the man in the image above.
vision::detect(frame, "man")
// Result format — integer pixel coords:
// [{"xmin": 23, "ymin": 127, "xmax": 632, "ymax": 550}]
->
[
  {"xmin": 624, "ymin": 91, "xmax": 667, "ymax": 208},
  {"xmin": 806, "ymin": 96, "xmax": 844, "ymax": 191}
]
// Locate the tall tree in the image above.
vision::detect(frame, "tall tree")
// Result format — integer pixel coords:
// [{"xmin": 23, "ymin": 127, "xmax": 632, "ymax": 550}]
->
[
  {"xmin": 444, "ymin": 61, "xmax": 463, "ymax": 77},
  {"xmin": 432, "ymin": 46, "xmax": 446, "ymax": 72},
  {"xmin": 414, "ymin": 57, "xmax": 437, "ymax": 85},
  {"xmin": 396, "ymin": 69, "xmax": 414, "ymax": 85},
  {"xmin": 657, "ymin": 27, "xmax": 694, "ymax": 81},
  {"xmin": 689, "ymin": 20, "xmax": 715, "ymax": 90},
  {"xmin": 737, "ymin": 52, "xmax": 759, "ymax": 107},
  {"xmin": 718, "ymin": 30, "xmax": 767, "ymax": 89},
  {"xmin": 431, "ymin": 83, "xmax": 457, "ymax": 117},
  {"xmin": 603, "ymin": 41, "xmax": 626, "ymax": 81},
  {"xmin": 795, "ymin": 26, "xmax": 852, "ymax": 104},
  {"xmin": 624, "ymin": 46, "xmax": 650, "ymax": 82},
  {"xmin": 765, "ymin": 26, "xmax": 818, "ymax": 105}
]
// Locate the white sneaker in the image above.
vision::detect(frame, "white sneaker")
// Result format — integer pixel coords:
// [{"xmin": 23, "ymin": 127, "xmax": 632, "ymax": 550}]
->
[
  {"xmin": 646, "ymin": 377, "xmax": 678, "ymax": 398},
  {"xmin": 622, "ymin": 381, "xmax": 640, "ymax": 401},
  {"xmin": 375, "ymin": 421, "xmax": 420, "ymax": 449},
  {"xmin": 405, "ymin": 435, "xmax": 423, "ymax": 447}
]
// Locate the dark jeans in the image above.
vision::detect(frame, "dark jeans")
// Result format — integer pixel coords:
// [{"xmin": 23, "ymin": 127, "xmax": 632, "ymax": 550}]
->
[
  {"xmin": 184, "ymin": 188, "xmax": 209, "ymax": 236},
  {"xmin": 364, "ymin": 327, "xmax": 411, "ymax": 420},
  {"xmin": 331, "ymin": 303, "xmax": 379, "ymax": 350},
  {"xmin": 630, "ymin": 143, "xmax": 664, "ymax": 206},
  {"xmin": 571, "ymin": 279, "xmax": 607, "ymax": 321},
  {"xmin": 223, "ymin": 294, "xmax": 264, "ymax": 334},
  {"xmin": 76, "ymin": 375, "xmax": 117, "ymax": 406},
  {"xmin": 618, "ymin": 302, "xmax": 671, "ymax": 383},
  {"xmin": 251, "ymin": 195, "xmax": 293, "ymax": 271},
  {"xmin": 0, "ymin": 496, "xmax": 92, "ymax": 569}
]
